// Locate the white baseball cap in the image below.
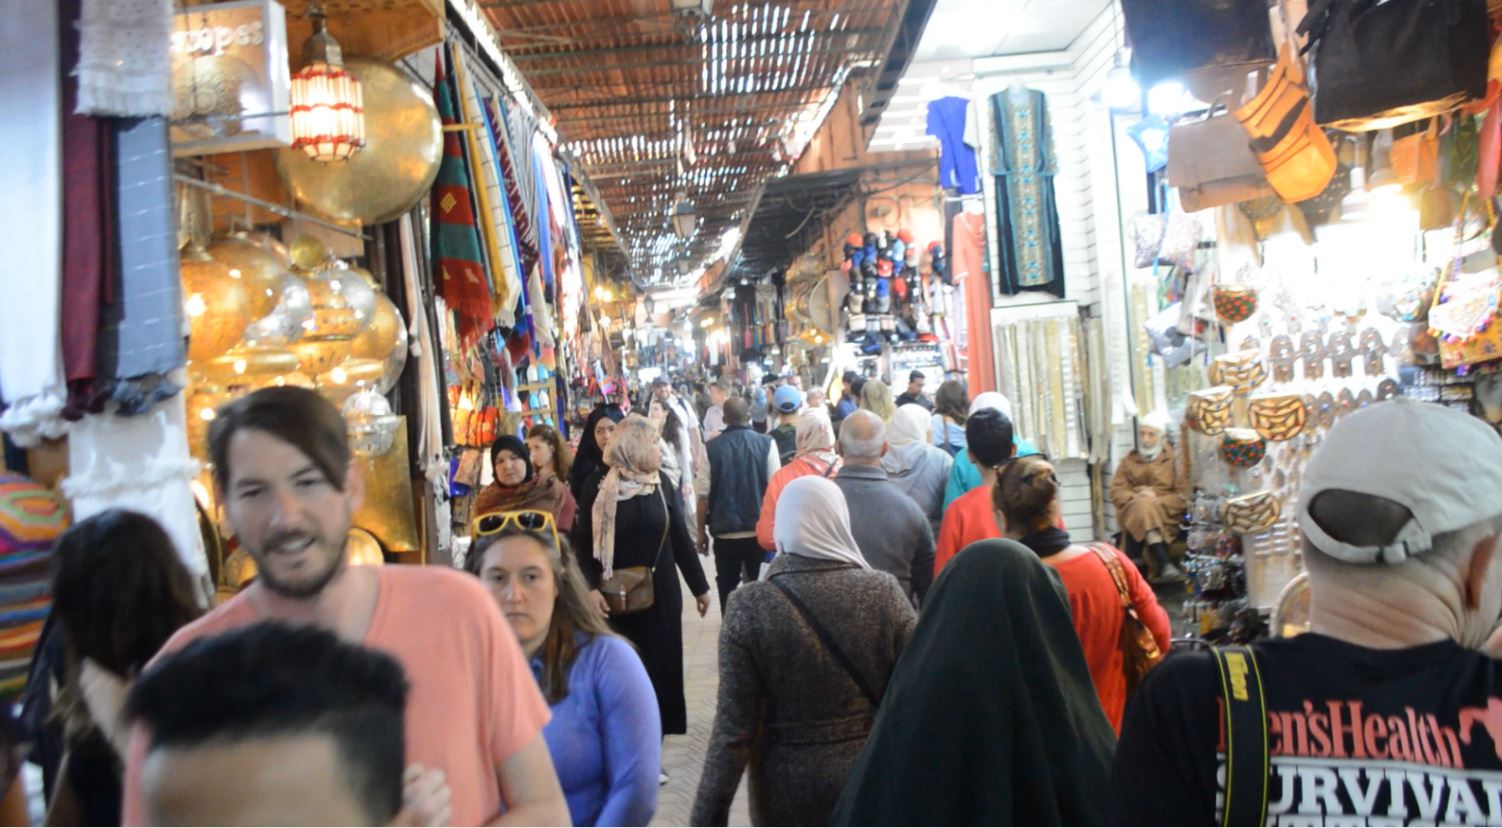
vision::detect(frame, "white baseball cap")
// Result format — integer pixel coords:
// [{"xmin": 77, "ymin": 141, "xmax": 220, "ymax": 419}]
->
[{"xmin": 1298, "ymin": 398, "xmax": 1502, "ymax": 564}]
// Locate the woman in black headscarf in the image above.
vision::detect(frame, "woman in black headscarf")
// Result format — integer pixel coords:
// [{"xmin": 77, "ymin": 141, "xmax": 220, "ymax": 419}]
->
[
  {"xmin": 569, "ymin": 405, "xmax": 624, "ymax": 503},
  {"xmin": 830, "ymin": 540, "xmax": 1116, "ymax": 826}
]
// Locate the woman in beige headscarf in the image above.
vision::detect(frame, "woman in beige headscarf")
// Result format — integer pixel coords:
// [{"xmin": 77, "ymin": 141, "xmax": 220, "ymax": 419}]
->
[
  {"xmin": 883, "ymin": 404, "xmax": 954, "ymax": 536},
  {"xmin": 570, "ymin": 416, "xmax": 712, "ymax": 740},
  {"xmin": 755, "ymin": 412, "xmax": 842, "ymax": 551}
]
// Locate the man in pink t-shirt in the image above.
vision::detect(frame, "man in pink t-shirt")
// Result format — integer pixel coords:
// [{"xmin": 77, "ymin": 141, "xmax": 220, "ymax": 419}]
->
[{"xmin": 121, "ymin": 387, "xmax": 568, "ymax": 826}]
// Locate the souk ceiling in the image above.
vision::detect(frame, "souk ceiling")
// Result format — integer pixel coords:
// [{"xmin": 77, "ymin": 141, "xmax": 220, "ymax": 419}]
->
[{"xmin": 481, "ymin": 0, "xmax": 910, "ymax": 286}]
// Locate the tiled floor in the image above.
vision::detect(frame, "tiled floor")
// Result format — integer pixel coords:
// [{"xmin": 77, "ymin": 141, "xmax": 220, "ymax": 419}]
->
[{"xmin": 652, "ymin": 576, "xmax": 751, "ymax": 827}]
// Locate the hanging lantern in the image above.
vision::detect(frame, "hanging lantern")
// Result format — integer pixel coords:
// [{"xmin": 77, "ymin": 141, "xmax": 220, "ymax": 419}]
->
[{"xmin": 288, "ymin": 5, "xmax": 366, "ymax": 162}]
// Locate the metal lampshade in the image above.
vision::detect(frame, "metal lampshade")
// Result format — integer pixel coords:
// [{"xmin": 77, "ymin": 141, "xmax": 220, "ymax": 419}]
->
[
  {"xmin": 671, "ymin": 198, "xmax": 697, "ymax": 238},
  {"xmin": 289, "ymin": 6, "xmax": 366, "ymax": 162}
]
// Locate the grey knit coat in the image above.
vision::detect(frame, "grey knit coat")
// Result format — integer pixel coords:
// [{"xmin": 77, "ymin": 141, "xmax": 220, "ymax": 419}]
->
[{"xmin": 690, "ymin": 554, "xmax": 917, "ymax": 826}]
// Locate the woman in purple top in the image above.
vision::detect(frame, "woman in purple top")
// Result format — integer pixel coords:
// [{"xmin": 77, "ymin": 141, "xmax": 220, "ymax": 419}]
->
[{"xmin": 466, "ymin": 512, "xmax": 660, "ymax": 826}]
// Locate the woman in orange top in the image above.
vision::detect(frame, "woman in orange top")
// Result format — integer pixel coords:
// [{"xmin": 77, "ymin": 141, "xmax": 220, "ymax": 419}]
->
[
  {"xmin": 755, "ymin": 413, "xmax": 841, "ymax": 550},
  {"xmin": 996, "ymin": 456, "xmax": 1171, "ymax": 732},
  {"xmin": 933, "ymin": 408, "xmax": 1015, "ymax": 574}
]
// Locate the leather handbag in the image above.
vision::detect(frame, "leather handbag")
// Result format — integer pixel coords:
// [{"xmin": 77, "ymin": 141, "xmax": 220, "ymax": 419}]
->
[
  {"xmin": 1220, "ymin": 428, "xmax": 1268, "ymax": 469},
  {"xmin": 1187, "ymin": 386, "xmax": 1236, "ymax": 435},
  {"xmin": 1167, "ymin": 97, "xmax": 1276, "ymax": 212},
  {"xmin": 1121, "ymin": 0, "xmax": 1276, "ymax": 92},
  {"xmin": 1250, "ymin": 393, "xmax": 1308, "ymax": 441},
  {"xmin": 1297, "ymin": 0, "xmax": 1490, "ymax": 132},
  {"xmin": 1223, "ymin": 491, "xmax": 1283, "ymax": 535},
  {"xmin": 600, "ymin": 489, "xmax": 670, "ymax": 615},
  {"xmin": 1213, "ymin": 285, "xmax": 1259, "ymax": 325},
  {"xmin": 1210, "ymin": 351, "xmax": 1268, "ymax": 393},
  {"xmin": 1234, "ymin": 47, "xmax": 1338, "ymax": 203},
  {"xmin": 1087, "ymin": 543, "xmax": 1164, "ymax": 694},
  {"xmin": 1391, "ymin": 119, "xmax": 1441, "ymax": 187}
]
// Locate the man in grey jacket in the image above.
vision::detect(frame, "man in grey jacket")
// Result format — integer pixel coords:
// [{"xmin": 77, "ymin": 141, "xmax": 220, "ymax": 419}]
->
[{"xmin": 833, "ymin": 411, "xmax": 935, "ymax": 606}]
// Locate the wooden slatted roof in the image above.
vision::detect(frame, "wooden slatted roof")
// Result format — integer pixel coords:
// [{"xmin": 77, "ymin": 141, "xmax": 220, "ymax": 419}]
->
[{"xmin": 481, "ymin": 0, "xmax": 907, "ymax": 285}]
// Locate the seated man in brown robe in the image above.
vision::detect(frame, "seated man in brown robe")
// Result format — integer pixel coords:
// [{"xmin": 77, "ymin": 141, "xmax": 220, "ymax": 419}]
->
[{"xmin": 1108, "ymin": 412, "xmax": 1186, "ymax": 583}]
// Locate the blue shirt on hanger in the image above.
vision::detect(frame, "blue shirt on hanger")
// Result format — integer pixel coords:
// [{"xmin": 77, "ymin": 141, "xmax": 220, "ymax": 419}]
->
[{"xmin": 927, "ymin": 96, "xmax": 981, "ymax": 195}]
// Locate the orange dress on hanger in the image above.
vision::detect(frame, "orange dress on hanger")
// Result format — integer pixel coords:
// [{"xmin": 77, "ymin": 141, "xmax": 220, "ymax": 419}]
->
[{"xmin": 952, "ymin": 210, "xmax": 995, "ymax": 394}]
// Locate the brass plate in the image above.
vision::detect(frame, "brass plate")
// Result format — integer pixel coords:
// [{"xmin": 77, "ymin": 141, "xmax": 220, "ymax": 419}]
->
[
  {"xmin": 353, "ymin": 417, "xmax": 419, "ymax": 553},
  {"xmin": 276, "ymin": 58, "xmax": 441, "ymax": 226}
]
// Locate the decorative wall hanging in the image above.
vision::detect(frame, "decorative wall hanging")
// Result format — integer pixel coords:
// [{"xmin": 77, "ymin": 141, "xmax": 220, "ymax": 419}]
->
[
  {"xmin": 1187, "ymin": 386, "xmax": 1235, "ymax": 435},
  {"xmin": 1250, "ymin": 393, "xmax": 1307, "ymax": 442},
  {"xmin": 1222, "ymin": 490, "xmax": 1282, "ymax": 535},
  {"xmin": 1219, "ymin": 428, "xmax": 1268, "ymax": 469}
]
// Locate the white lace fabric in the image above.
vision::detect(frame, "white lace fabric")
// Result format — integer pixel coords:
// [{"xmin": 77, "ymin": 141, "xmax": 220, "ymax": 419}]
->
[{"xmin": 76, "ymin": 0, "xmax": 173, "ymax": 116}]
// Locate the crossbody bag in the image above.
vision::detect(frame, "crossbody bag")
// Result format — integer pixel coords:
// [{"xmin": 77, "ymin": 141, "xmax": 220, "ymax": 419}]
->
[
  {"xmin": 769, "ymin": 578, "xmax": 882, "ymax": 708},
  {"xmin": 600, "ymin": 488, "xmax": 669, "ymax": 615},
  {"xmin": 1087, "ymin": 543, "xmax": 1165, "ymax": 692}
]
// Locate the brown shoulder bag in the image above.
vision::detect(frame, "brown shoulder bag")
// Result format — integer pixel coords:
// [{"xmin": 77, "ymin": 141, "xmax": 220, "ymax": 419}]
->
[
  {"xmin": 601, "ymin": 488, "xmax": 669, "ymax": 615},
  {"xmin": 1088, "ymin": 543, "xmax": 1165, "ymax": 693}
]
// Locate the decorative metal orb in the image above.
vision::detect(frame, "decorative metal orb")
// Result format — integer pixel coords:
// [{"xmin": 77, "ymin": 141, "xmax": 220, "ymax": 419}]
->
[
  {"xmin": 289, "ymin": 235, "xmax": 329, "ymax": 271},
  {"xmin": 346, "ymin": 528, "xmax": 386, "ymax": 567},
  {"xmin": 207, "ymin": 235, "xmax": 285, "ymax": 318},
  {"xmin": 181, "ymin": 246, "xmax": 253, "ymax": 362},
  {"xmin": 290, "ymin": 339, "xmax": 351, "ymax": 376},
  {"xmin": 318, "ymin": 358, "xmax": 386, "ymax": 406},
  {"xmin": 343, "ymin": 389, "xmax": 399, "ymax": 456},
  {"xmin": 244, "ymin": 273, "xmax": 314, "ymax": 346},
  {"xmin": 302, "ymin": 261, "xmax": 377, "ymax": 341},
  {"xmin": 349, "ymin": 293, "xmax": 408, "ymax": 393}
]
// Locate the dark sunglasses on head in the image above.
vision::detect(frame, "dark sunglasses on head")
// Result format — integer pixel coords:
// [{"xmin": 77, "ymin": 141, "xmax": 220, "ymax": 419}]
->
[{"xmin": 472, "ymin": 510, "xmax": 560, "ymax": 547}]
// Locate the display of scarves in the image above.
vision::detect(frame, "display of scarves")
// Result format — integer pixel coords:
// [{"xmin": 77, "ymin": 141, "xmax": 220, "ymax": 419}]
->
[
  {"xmin": 0, "ymin": 0, "xmax": 67, "ymax": 447},
  {"xmin": 503, "ymin": 102, "xmax": 541, "ymax": 250},
  {"xmin": 430, "ymin": 50, "xmax": 492, "ymax": 346},
  {"xmin": 993, "ymin": 306, "xmax": 1088, "ymax": 461},
  {"xmin": 59, "ymin": 0, "xmax": 113, "ymax": 419},
  {"xmin": 988, "ymin": 87, "xmax": 1065, "ymax": 298},
  {"xmin": 451, "ymin": 42, "xmax": 522, "ymax": 324},
  {"xmin": 96, "ymin": 116, "xmax": 186, "ymax": 414},
  {"xmin": 488, "ymin": 94, "xmax": 539, "ymax": 276},
  {"xmin": 75, "ymin": 0, "xmax": 172, "ymax": 117}
]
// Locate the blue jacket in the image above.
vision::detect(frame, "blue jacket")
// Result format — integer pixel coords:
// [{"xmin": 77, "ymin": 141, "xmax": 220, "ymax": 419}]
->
[{"xmin": 705, "ymin": 426, "xmax": 776, "ymax": 536}]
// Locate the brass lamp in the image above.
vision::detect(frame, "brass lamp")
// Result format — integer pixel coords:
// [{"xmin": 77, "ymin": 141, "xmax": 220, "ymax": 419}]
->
[{"xmin": 288, "ymin": 4, "xmax": 366, "ymax": 162}]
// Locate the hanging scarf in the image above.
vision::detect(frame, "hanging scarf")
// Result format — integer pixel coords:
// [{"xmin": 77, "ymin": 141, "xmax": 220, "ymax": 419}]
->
[
  {"xmin": 450, "ymin": 42, "xmax": 520, "ymax": 324},
  {"xmin": 591, "ymin": 418, "xmax": 662, "ymax": 579},
  {"xmin": 773, "ymin": 476, "xmax": 870, "ymax": 569},
  {"xmin": 0, "ymin": 0, "xmax": 67, "ymax": 447},
  {"xmin": 75, "ymin": 0, "xmax": 172, "ymax": 117},
  {"xmin": 831, "ymin": 540, "xmax": 1115, "ymax": 825},
  {"xmin": 1018, "ymin": 526, "xmax": 1072, "ymax": 558},
  {"xmin": 430, "ymin": 49, "xmax": 492, "ymax": 347}
]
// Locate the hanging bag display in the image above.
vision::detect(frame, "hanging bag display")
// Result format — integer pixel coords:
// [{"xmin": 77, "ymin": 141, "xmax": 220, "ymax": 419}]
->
[
  {"xmin": 1187, "ymin": 386, "xmax": 1236, "ymax": 435},
  {"xmin": 1233, "ymin": 46, "xmax": 1337, "ymax": 203},
  {"xmin": 1296, "ymin": 0, "xmax": 1490, "ymax": 132},
  {"xmin": 1120, "ymin": 0, "xmax": 1276, "ymax": 93},
  {"xmin": 1222, "ymin": 491, "xmax": 1283, "ymax": 535},
  {"xmin": 1220, "ymin": 428, "xmax": 1269, "ymax": 469},
  {"xmin": 1168, "ymin": 95, "xmax": 1277, "ymax": 212}
]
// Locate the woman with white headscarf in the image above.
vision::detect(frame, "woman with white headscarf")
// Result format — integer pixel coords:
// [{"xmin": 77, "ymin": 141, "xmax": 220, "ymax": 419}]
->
[
  {"xmin": 942, "ymin": 392, "xmax": 1043, "ymax": 509},
  {"xmin": 754, "ymin": 412, "xmax": 842, "ymax": 551},
  {"xmin": 571, "ymin": 416, "xmax": 712, "ymax": 742},
  {"xmin": 882, "ymin": 404, "xmax": 954, "ymax": 537},
  {"xmin": 691, "ymin": 477, "xmax": 917, "ymax": 826}
]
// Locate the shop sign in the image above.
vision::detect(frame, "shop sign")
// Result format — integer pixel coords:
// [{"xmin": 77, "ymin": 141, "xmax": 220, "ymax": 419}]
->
[{"xmin": 169, "ymin": 0, "xmax": 291, "ymax": 156}]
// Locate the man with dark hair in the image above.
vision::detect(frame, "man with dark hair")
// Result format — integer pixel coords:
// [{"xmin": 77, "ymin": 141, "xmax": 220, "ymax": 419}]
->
[
  {"xmin": 699, "ymin": 397, "xmax": 780, "ymax": 613},
  {"xmin": 894, "ymin": 370, "xmax": 933, "ymax": 411},
  {"xmin": 836, "ymin": 370, "xmax": 862, "ymax": 422},
  {"xmin": 1111, "ymin": 400, "xmax": 1502, "ymax": 825},
  {"xmin": 127, "ymin": 622, "xmax": 412, "ymax": 826},
  {"xmin": 123, "ymin": 387, "xmax": 568, "ymax": 827},
  {"xmin": 934, "ymin": 408, "xmax": 1018, "ymax": 574},
  {"xmin": 835, "ymin": 411, "xmax": 935, "ymax": 605}
]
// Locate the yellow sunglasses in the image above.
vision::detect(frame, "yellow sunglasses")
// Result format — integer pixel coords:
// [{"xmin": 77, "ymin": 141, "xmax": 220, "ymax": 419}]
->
[{"xmin": 472, "ymin": 510, "xmax": 560, "ymax": 548}]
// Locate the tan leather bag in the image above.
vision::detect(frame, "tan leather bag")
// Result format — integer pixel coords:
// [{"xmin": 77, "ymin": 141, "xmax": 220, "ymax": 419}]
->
[
  {"xmin": 1187, "ymin": 386, "xmax": 1235, "ymax": 435},
  {"xmin": 1234, "ymin": 46, "xmax": 1337, "ymax": 203},
  {"xmin": 1250, "ymin": 393, "xmax": 1308, "ymax": 441},
  {"xmin": 1168, "ymin": 96, "xmax": 1275, "ymax": 212},
  {"xmin": 600, "ymin": 489, "xmax": 670, "ymax": 615},
  {"xmin": 1089, "ymin": 544, "xmax": 1164, "ymax": 693},
  {"xmin": 1223, "ymin": 491, "xmax": 1283, "ymax": 535}
]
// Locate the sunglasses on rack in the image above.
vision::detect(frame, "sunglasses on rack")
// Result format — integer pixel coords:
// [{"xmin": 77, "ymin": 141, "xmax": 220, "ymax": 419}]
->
[{"xmin": 472, "ymin": 510, "xmax": 560, "ymax": 548}]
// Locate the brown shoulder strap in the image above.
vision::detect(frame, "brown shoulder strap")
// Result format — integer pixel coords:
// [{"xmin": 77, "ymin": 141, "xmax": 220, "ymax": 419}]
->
[{"xmin": 1087, "ymin": 542, "xmax": 1133, "ymax": 609}]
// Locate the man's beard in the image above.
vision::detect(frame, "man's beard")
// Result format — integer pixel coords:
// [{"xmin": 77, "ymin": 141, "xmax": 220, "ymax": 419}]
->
[{"xmin": 248, "ymin": 529, "xmax": 349, "ymax": 599}]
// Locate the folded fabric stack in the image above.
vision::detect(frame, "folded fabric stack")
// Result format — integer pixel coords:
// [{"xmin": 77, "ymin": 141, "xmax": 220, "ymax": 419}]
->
[{"xmin": 0, "ymin": 474, "xmax": 66, "ymax": 700}]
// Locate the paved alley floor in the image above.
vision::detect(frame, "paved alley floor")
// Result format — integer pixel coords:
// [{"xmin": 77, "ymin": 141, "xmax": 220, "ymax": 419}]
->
[{"xmin": 652, "ymin": 577, "xmax": 751, "ymax": 827}]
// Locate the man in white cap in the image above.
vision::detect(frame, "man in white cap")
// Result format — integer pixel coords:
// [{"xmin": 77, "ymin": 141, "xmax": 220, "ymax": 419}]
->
[{"xmin": 1109, "ymin": 399, "xmax": 1502, "ymax": 825}]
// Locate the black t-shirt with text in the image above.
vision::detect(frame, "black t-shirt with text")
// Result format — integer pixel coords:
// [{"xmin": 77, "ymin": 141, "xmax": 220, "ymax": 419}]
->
[{"xmin": 1109, "ymin": 633, "xmax": 1502, "ymax": 826}]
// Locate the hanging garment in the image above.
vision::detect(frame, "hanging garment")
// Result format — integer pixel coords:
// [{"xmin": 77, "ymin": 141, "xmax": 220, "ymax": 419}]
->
[
  {"xmin": 59, "ymin": 0, "xmax": 114, "ymax": 418},
  {"xmin": 60, "ymin": 397, "xmax": 210, "ymax": 587},
  {"xmin": 430, "ymin": 50, "xmax": 492, "ymax": 346},
  {"xmin": 94, "ymin": 116, "xmax": 184, "ymax": 415},
  {"xmin": 989, "ymin": 87, "xmax": 1066, "ymax": 298},
  {"xmin": 488, "ymin": 95, "xmax": 539, "ymax": 278},
  {"xmin": 927, "ymin": 97, "xmax": 982, "ymax": 195},
  {"xmin": 953, "ymin": 211, "xmax": 996, "ymax": 395},
  {"xmin": 452, "ymin": 43, "xmax": 522, "ymax": 324},
  {"xmin": 993, "ymin": 308, "xmax": 1088, "ymax": 461},
  {"xmin": 0, "ymin": 0, "xmax": 67, "ymax": 446},
  {"xmin": 75, "ymin": 0, "xmax": 172, "ymax": 117}
]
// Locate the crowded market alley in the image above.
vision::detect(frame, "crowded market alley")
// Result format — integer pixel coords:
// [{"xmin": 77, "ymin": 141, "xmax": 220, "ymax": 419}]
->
[{"xmin": 7, "ymin": 0, "xmax": 1502, "ymax": 825}]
